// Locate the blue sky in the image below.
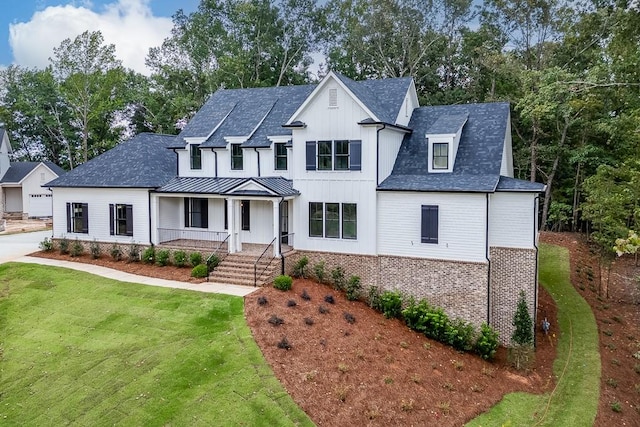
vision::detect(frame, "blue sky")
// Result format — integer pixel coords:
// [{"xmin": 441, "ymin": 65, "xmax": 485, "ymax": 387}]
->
[{"xmin": 1, "ymin": 0, "xmax": 200, "ymax": 74}]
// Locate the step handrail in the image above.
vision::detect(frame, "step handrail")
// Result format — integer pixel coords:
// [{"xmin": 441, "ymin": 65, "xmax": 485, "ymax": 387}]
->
[{"xmin": 254, "ymin": 237, "xmax": 277, "ymax": 287}]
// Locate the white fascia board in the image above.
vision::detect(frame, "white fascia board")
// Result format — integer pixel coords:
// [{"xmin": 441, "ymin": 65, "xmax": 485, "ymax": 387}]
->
[
  {"xmin": 183, "ymin": 137, "xmax": 206, "ymax": 144},
  {"xmin": 268, "ymin": 135, "xmax": 292, "ymax": 144},
  {"xmin": 286, "ymin": 71, "xmax": 379, "ymax": 125},
  {"xmin": 224, "ymin": 136, "xmax": 248, "ymax": 145},
  {"xmin": 227, "ymin": 179, "xmax": 276, "ymax": 196}
]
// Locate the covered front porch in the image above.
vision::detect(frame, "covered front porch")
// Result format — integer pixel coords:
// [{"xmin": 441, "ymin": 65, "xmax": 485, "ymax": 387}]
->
[{"xmin": 150, "ymin": 176, "xmax": 298, "ymax": 258}]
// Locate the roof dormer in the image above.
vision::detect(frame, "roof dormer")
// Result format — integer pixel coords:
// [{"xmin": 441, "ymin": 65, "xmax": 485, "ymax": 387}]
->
[{"xmin": 426, "ymin": 113, "xmax": 468, "ymax": 173}]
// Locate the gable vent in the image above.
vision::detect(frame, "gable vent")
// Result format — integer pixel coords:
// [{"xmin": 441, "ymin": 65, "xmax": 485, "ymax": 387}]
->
[{"xmin": 329, "ymin": 88, "xmax": 338, "ymax": 107}]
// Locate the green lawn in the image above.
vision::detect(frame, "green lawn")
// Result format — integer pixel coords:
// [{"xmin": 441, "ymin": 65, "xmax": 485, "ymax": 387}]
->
[
  {"xmin": 468, "ymin": 243, "xmax": 600, "ymax": 426},
  {"xmin": 0, "ymin": 263, "xmax": 313, "ymax": 426}
]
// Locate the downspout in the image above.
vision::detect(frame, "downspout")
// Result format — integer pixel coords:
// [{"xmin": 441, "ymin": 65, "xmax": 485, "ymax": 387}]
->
[
  {"xmin": 254, "ymin": 148, "xmax": 261, "ymax": 177},
  {"xmin": 533, "ymin": 193, "xmax": 543, "ymax": 347},
  {"xmin": 278, "ymin": 196, "xmax": 285, "ymax": 275},
  {"xmin": 212, "ymin": 149, "xmax": 218, "ymax": 177},
  {"xmin": 148, "ymin": 190, "xmax": 153, "ymax": 246},
  {"xmin": 486, "ymin": 192, "xmax": 491, "ymax": 325},
  {"xmin": 172, "ymin": 149, "xmax": 178, "ymax": 176},
  {"xmin": 376, "ymin": 124, "xmax": 387, "ymax": 185}
]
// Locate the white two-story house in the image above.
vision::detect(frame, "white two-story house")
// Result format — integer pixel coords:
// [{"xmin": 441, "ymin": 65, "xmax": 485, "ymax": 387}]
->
[{"xmin": 46, "ymin": 71, "xmax": 545, "ymax": 343}]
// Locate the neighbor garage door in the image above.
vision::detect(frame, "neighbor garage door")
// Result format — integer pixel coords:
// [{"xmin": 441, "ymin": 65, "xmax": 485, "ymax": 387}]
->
[{"xmin": 29, "ymin": 194, "xmax": 52, "ymax": 217}]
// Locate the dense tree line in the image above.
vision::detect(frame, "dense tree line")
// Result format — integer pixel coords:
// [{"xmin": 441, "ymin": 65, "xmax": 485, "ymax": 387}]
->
[{"xmin": 0, "ymin": 0, "xmax": 638, "ymax": 253}]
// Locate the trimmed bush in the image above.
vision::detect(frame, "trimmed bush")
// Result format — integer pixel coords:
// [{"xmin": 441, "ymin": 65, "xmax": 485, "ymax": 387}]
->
[
  {"xmin": 345, "ymin": 275, "xmax": 362, "ymax": 301},
  {"xmin": 324, "ymin": 294, "xmax": 335, "ymax": 304},
  {"xmin": 269, "ymin": 315, "xmax": 285, "ymax": 326},
  {"xmin": 257, "ymin": 296, "xmax": 268, "ymax": 306},
  {"xmin": 70, "ymin": 239, "xmax": 84, "ymax": 257},
  {"xmin": 273, "ymin": 275, "xmax": 293, "ymax": 291},
  {"xmin": 331, "ymin": 266, "xmax": 346, "ymax": 291},
  {"xmin": 379, "ymin": 290, "xmax": 403, "ymax": 319},
  {"xmin": 59, "ymin": 237, "xmax": 69, "ymax": 255},
  {"xmin": 287, "ymin": 299, "xmax": 297, "ymax": 307},
  {"xmin": 292, "ymin": 256, "xmax": 308, "ymax": 278},
  {"xmin": 301, "ymin": 289, "xmax": 311, "ymax": 301},
  {"xmin": 277, "ymin": 337, "xmax": 291, "ymax": 350},
  {"xmin": 39, "ymin": 237, "xmax": 53, "ymax": 251},
  {"xmin": 173, "ymin": 250, "xmax": 187, "ymax": 267},
  {"xmin": 313, "ymin": 261, "xmax": 326, "ymax": 283},
  {"xmin": 156, "ymin": 249, "xmax": 170, "ymax": 266},
  {"xmin": 402, "ymin": 298, "xmax": 431, "ymax": 333},
  {"xmin": 343, "ymin": 312, "xmax": 356, "ymax": 324},
  {"xmin": 207, "ymin": 254, "xmax": 220, "ymax": 271},
  {"xmin": 142, "ymin": 246, "xmax": 155, "ymax": 264},
  {"xmin": 191, "ymin": 264, "xmax": 208, "ymax": 278},
  {"xmin": 445, "ymin": 319, "xmax": 476, "ymax": 352},
  {"xmin": 423, "ymin": 306, "xmax": 450, "ymax": 342},
  {"xmin": 110, "ymin": 244, "xmax": 123, "ymax": 261},
  {"xmin": 127, "ymin": 243, "xmax": 140, "ymax": 262},
  {"xmin": 189, "ymin": 252, "xmax": 203, "ymax": 267},
  {"xmin": 476, "ymin": 323, "xmax": 499, "ymax": 361},
  {"xmin": 367, "ymin": 286, "xmax": 381, "ymax": 310},
  {"xmin": 89, "ymin": 240, "xmax": 101, "ymax": 259}
]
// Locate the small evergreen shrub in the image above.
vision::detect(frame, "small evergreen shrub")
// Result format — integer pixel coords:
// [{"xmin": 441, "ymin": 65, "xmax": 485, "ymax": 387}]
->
[
  {"xmin": 319, "ymin": 305, "xmax": 329, "ymax": 314},
  {"xmin": 89, "ymin": 240, "xmax": 101, "ymax": 259},
  {"xmin": 367, "ymin": 286, "xmax": 381, "ymax": 310},
  {"xmin": 269, "ymin": 315, "xmax": 284, "ymax": 326},
  {"xmin": 110, "ymin": 244, "xmax": 123, "ymax": 261},
  {"xmin": 343, "ymin": 312, "xmax": 356, "ymax": 324},
  {"xmin": 189, "ymin": 251, "xmax": 203, "ymax": 267},
  {"xmin": 156, "ymin": 249, "xmax": 170, "ymax": 266},
  {"xmin": 292, "ymin": 256, "xmax": 308, "ymax": 278},
  {"xmin": 127, "ymin": 243, "xmax": 140, "ymax": 262},
  {"xmin": 304, "ymin": 317, "xmax": 314, "ymax": 326},
  {"xmin": 331, "ymin": 266, "xmax": 346, "ymax": 291},
  {"xmin": 301, "ymin": 289, "xmax": 311, "ymax": 300},
  {"xmin": 277, "ymin": 337, "xmax": 291, "ymax": 350},
  {"xmin": 324, "ymin": 294, "xmax": 335, "ymax": 304},
  {"xmin": 475, "ymin": 323, "xmax": 499, "ymax": 361},
  {"xmin": 39, "ymin": 237, "xmax": 53, "ymax": 251},
  {"xmin": 191, "ymin": 264, "xmax": 208, "ymax": 278},
  {"xmin": 379, "ymin": 290, "xmax": 403, "ymax": 319},
  {"xmin": 257, "ymin": 296, "xmax": 268, "ymax": 306},
  {"xmin": 70, "ymin": 239, "xmax": 83, "ymax": 257},
  {"xmin": 173, "ymin": 250, "xmax": 187, "ymax": 267},
  {"xmin": 59, "ymin": 237, "xmax": 69, "ymax": 254},
  {"xmin": 445, "ymin": 319, "xmax": 476, "ymax": 352},
  {"xmin": 207, "ymin": 253, "xmax": 220, "ymax": 271},
  {"xmin": 313, "ymin": 261, "xmax": 326, "ymax": 283},
  {"xmin": 273, "ymin": 275, "xmax": 293, "ymax": 291},
  {"xmin": 142, "ymin": 246, "xmax": 155, "ymax": 264},
  {"xmin": 287, "ymin": 299, "xmax": 297, "ymax": 307},
  {"xmin": 512, "ymin": 290, "xmax": 534, "ymax": 346},
  {"xmin": 345, "ymin": 275, "xmax": 362, "ymax": 301}
]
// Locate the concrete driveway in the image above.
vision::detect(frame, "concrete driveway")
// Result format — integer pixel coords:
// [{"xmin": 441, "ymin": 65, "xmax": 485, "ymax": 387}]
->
[{"xmin": 0, "ymin": 230, "xmax": 52, "ymax": 264}]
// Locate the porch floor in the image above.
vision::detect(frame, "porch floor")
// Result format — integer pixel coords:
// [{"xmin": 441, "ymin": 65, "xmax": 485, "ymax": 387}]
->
[{"xmin": 157, "ymin": 239, "xmax": 292, "ymax": 256}]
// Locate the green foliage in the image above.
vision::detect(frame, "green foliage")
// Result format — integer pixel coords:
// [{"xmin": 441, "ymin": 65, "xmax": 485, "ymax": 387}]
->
[
  {"xmin": 39, "ymin": 237, "xmax": 53, "ymax": 251},
  {"xmin": 207, "ymin": 254, "xmax": 220, "ymax": 271},
  {"xmin": 189, "ymin": 252, "xmax": 203, "ymax": 267},
  {"xmin": 156, "ymin": 249, "xmax": 171, "ymax": 267},
  {"xmin": 379, "ymin": 290, "xmax": 403, "ymax": 319},
  {"xmin": 89, "ymin": 240, "xmax": 101, "ymax": 259},
  {"xmin": 292, "ymin": 256, "xmax": 308, "ymax": 278},
  {"xmin": 70, "ymin": 239, "xmax": 84, "ymax": 257},
  {"xmin": 173, "ymin": 250, "xmax": 187, "ymax": 267},
  {"xmin": 273, "ymin": 275, "xmax": 293, "ymax": 291},
  {"xmin": 445, "ymin": 319, "xmax": 476, "ymax": 352},
  {"xmin": 475, "ymin": 323, "xmax": 500, "ymax": 361},
  {"xmin": 142, "ymin": 246, "xmax": 155, "ymax": 264},
  {"xmin": 508, "ymin": 344, "xmax": 535, "ymax": 371},
  {"xmin": 345, "ymin": 275, "xmax": 361, "ymax": 301},
  {"xmin": 127, "ymin": 243, "xmax": 140, "ymax": 262},
  {"xmin": 313, "ymin": 261, "xmax": 325, "ymax": 283},
  {"xmin": 110, "ymin": 244, "xmax": 123, "ymax": 261},
  {"xmin": 422, "ymin": 306, "xmax": 450, "ymax": 342},
  {"xmin": 367, "ymin": 286, "xmax": 381, "ymax": 310},
  {"xmin": 402, "ymin": 298, "xmax": 432, "ymax": 333},
  {"xmin": 331, "ymin": 266, "xmax": 346, "ymax": 291},
  {"xmin": 58, "ymin": 237, "xmax": 69, "ymax": 255},
  {"xmin": 511, "ymin": 290, "xmax": 534, "ymax": 347},
  {"xmin": 190, "ymin": 264, "xmax": 208, "ymax": 278}
]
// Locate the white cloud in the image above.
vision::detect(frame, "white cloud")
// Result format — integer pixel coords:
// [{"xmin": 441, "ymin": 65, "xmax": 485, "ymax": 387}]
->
[{"xmin": 9, "ymin": 0, "xmax": 173, "ymax": 75}]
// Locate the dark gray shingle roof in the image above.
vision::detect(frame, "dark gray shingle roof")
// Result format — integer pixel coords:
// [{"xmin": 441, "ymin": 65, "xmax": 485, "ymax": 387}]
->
[
  {"xmin": 46, "ymin": 133, "xmax": 177, "ymax": 188},
  {"xmin": 156, "ymin": 176, "xmax": 298, "ymax": 197},
  {"xmin": 427, "ymin": 113, "xmax": 468, "ymax": 134},
  {"xmin": 379, "ymin": 102, "xmax": 511, "ymax": 192},
  {"xmin": 0, "ymin": 161, "xmax": 65, "ymax": 183},
  {"xmin": 496, "ymin": 176, "xmax": 546, "ymax": 192}
]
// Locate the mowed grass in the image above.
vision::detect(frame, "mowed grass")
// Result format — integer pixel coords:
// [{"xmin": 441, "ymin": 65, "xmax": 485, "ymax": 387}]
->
[
  {"xmin": 468, "ymin": 243, "xmax": 600, "ymax": 426},
  {"xmin": 0, "ymin": 263, "xmax": 313, "ymax": 426}
]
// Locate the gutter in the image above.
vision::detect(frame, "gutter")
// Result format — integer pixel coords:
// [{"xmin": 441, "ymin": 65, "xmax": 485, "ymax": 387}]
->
[
  {"xmin": 485, "ymin": 192, "xmax": 491, "ymax": 325},
  {"xmin": 376, "ymin": 124, "xmax": 386, "ymax": 186},
  {"xmin": 148, "ymin": 190, "xmax": 153, "ymax": 246}
]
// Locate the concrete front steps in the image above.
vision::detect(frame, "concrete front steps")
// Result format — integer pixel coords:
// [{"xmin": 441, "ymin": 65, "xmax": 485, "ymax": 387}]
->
[{"xmin": 208, "ymin": 252, "xmax": 281, "ymax": 287}]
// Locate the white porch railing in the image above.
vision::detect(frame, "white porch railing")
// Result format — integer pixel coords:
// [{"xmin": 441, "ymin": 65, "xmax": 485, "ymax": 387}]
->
[{"xmin": 158, "ymin": 228, "xmax": 228, "ymax": 249}]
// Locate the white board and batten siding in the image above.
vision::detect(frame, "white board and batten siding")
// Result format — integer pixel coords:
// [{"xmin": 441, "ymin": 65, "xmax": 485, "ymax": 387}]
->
[
  {"xmin": 377, "ymin": 129, "xmax": 405, "ymax": 185},
  {"xmin": 52, "ymin": 187, "xmax": 151, "ymax": 244},
  {"xmin": 377, "ymin": 192, "xmax": 488, "ymax": 263},
  {"xmin": 489, "ymin": 192, "xmax": 537, "ymax": 249}
]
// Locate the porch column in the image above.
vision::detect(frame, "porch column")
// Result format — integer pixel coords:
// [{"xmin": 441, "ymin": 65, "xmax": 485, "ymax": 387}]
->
[
  {"xmin": 227, "ymin": 198, "xmax": 238, "ymax": 253},
  {"xmin": 272, "ymin": 199, "xmax": 281, "ymax": 258}
]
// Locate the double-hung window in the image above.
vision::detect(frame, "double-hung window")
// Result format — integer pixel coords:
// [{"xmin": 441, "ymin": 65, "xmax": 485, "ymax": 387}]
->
[
  {"xmin": 306, "ymin": 140, "xmax": 361, "ymax": 171},
  {"xmin": 66, "ymin": 202, "xmax": 88, "ymax": 233},
  {"xmin": 308, "ymin": 202, "xmax": 357, "ymax": 240},
  {"xmin": 432, "ymin": 143, "xmax": 448, "ymax": 169},
  {"xmin": 184, "ymin": 197, "xmax": 208, "ymax": 228},
  {"xmin": 317, "ymin": 141, "xmax": 332, "ymax": 170},
  {"xmin": 231, "ymin": 144, "xmax": 243, "ymax": 170},
  {"xmin": 334, "ymin": 140, "xmax": 349, "ymax": 170},
  {"xmin": 190, "ymin": 144, "xmax": 202, "ymax": 170},
  {"xmin": 274, "ymin": 143, "xmax": 287, "ymax": 170},
  {"xmin": 109, "ymin": 204, "xmax": 133, "ymax": 236}
]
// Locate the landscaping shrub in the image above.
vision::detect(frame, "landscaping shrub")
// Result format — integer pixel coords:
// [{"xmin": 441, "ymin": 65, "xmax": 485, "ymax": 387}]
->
[
  {"xmin": 269, "ymin": 315, "xmax": 284, "ymax": 326},
  {"xmin": 191, "ymin": 264, "xmax": 208, "ymax": 278},
  {"xmin": 423, "ymin": 306, "xmax": 450, "ymax": 342},
  {"xmin": 304, "ymin": 317, "xmax": 314, "ymax": 325},
  {"xmin": 189, "ymin": 251, "xmax": 203, "ymax": 267},
  {"xmin": 324, "ymin": 294, "xmax": 335, "ymax": 304},
  {"xmin": 301, "ymin": 289, "xmax": 311, "ymax": 300},
  {"xmin": 59, "ymin": 237, "xmax": 69, "ymax": 254},
  {"xmin": 70, "ymin": 239, "xmax": 84, "ymax": 257},
  {"xmin": 173, "ymin": 250, "xmax": 187, "ymax": 267},
  {"xmin": 277, "ymin": 337, "xmax": 291, "ymax": 350},
  {"xmin": 402, "ymin": 298, "xmax": 432, "ymax": 333},
  {"xmin": 345, "ymin": 275, "xmax": 362, "ymax": 301},
  {"xmin": 292, "ymin": 256, "xmax": 308, "ymax": 278},
  {"xmin": 273, "ymin": 275, "xmax": 293, "ymax": 291},
  {"xmin": 127, "ymin": 243, "xmax": 140, "ymax": 262},
  {"xmin": 257, "ymin": 296, "xmax": 268, "ymax": 306},
  {"xmin": 367, "ymin": 286, "xmax": 381, "ymax": 310},
  {"xmin": 318, "ymin": 305, "xmax": 329, "ymax": 314},
  {"xmin": 475, "ymin": 323, "xmax": 499, "ymax": 361},
  {"xmin": 379, "ymin": 290, "xmax": 403, "ymax": 319},
  {"xmin": 445, "ymin": 319, "xmax": 476, "ymax": 352},
  {"xmin": 39, "ymin": 237, "xmax": 53, "ymax": 251},
  {"xmin": 512, "ymin": 290, "xmax": 534, "ymax": 346},
  {"xmin": 206, "ymin": 253, "xmax": 220, "ymax": 271},
  {"xmin": 287, "ymin": 299, "xmax": 297, "ymax": 307},
  {"xmin": 313, "ymin": 261, "xmax": 326, "ymax": 283},
  {"xmin": 142, "ymin": 246, "xmax": 155, "ymax": 264},
  {"xmin": 110, "ymin": 244, "xmax": 123, "ymax": 261},
  {"xmin": 89, "ymin": 240, "xmax": 101, "ymax": 259},
  {"xmin": 343, "ymin": 312, "xmax": 356, "ymax": 324},
  {"xmin": 156, "ymin": 249, "xmax": 170, "ymax": 266},
  {"xmin": 331, "ymin": 266, "xmax": 346, "ymax": 291}
]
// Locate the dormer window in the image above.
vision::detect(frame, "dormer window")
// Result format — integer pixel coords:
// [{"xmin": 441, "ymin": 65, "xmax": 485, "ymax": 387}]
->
[
  {"xmin": 432, "ymin": 143, "xmax": 449, "ymax": 169},
  {"xmin": 231, "ymin": 144, "xmax": 243, "ymax": 170},
  {"xmin": 190, "ymin": 144, "xmax": 202, "ymax": 170}
]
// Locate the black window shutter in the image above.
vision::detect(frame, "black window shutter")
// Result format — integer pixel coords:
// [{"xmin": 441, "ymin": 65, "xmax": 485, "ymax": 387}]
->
[
  {"xmin": 109, "ymin": 204, "xmax": 114, "ymax": 235},
  {"xmin": 201, "ymin": 199, "xmax": 209, "ymax": 229},
  {"xmin": 66, "ymin": 202, "xmax": 71, "ymax": 233},
  {"xmin": 350, "ymin": 140, "xmax": 362, "ymax": 171},
  {"xmin": 125, "ymin": 205, "xmax": 133, "ymax": 236},
  {"xmin": 305, "ymin": 141, "xmax": 316, "ymax": 170},
  {"xmin": 81, "ymin": 203, "xmax": 89, "ymax": 233},
  {"xmin": 421, "ymin": 205, "xmax": 438, "ymax": 244},
  {"xmin": 184, "ymin": 198, "xmax": 190, "ymax": 227}
]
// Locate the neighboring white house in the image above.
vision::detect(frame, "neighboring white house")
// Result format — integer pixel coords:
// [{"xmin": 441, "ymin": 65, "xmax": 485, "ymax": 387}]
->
[
  {"xmin": 46, "ymin": 71, "xmax": 545, "ymax": 343},
  {"xmin": 0, "ymin": 128, "xmax": 65, "ymax": 219}
]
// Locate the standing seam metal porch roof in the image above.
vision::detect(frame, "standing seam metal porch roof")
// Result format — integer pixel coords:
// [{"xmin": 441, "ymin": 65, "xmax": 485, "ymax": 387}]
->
[{"xmin": 155, "ymin": 176, "xmax": 299, "ymax": 197}]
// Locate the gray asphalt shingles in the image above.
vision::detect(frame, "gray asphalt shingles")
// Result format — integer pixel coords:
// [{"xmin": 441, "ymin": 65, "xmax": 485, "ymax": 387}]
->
[{"xmin": 0, "ymin": 161, "xmax": 65, "ymax": 183}]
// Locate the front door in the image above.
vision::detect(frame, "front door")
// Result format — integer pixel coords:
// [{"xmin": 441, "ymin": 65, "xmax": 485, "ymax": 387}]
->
[{"xmin": 280, "ymin": 200, "xmax": 289, "ymax": 245}]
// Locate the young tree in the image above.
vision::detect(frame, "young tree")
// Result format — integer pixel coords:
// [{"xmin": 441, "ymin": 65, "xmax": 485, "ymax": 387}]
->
[{"xmin": 511, "ymin": 290, "xmax": 534, "ymax": 347}]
